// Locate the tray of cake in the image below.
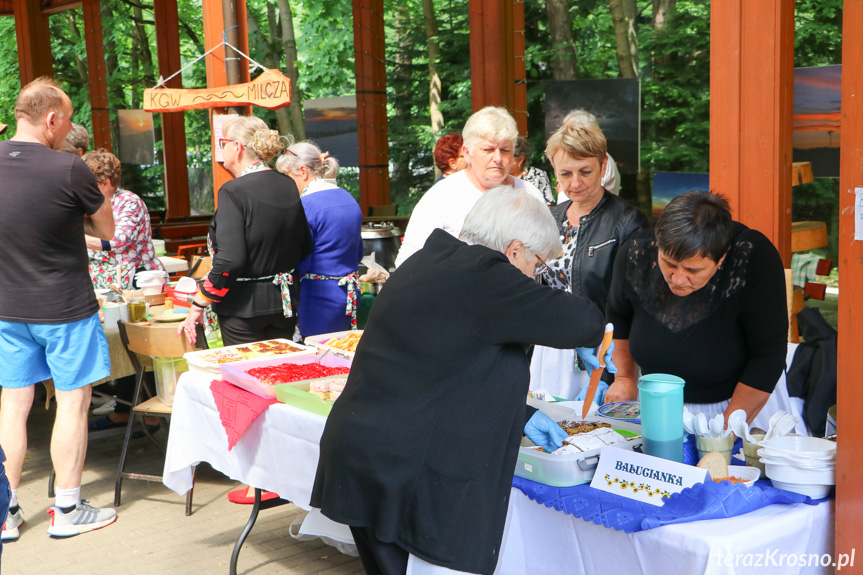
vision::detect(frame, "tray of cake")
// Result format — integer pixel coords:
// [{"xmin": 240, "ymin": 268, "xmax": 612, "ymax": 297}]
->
[
  {"xmin": 303, "ymin": 330, "xmax": 363, "ymax": 359},
  {"xmin": 514, "ymin": 417, "xmax": 643, "ymax": 487},
  {"xmin": 184, "ymin": 339, "xmax": 318, "ymax": 376},
  {"xmin": 220, "ymin": 352, "xmax": 352, "ymax": 406}
]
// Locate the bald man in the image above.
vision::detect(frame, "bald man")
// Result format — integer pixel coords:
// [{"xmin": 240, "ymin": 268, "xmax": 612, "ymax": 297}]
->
[{"xmin": 0, "ymin": 78, "xmax": 117, "ymax": 542}]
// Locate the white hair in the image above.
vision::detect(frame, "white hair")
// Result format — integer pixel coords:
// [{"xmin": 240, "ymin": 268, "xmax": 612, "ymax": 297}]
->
[
  {"xmin": 563, "ymin": 109, "xmax": 600, "ymax": 130},
  {"xmin": 462, "ymin": 106, "xmax": 518, "ymax": 150},
  {"xmin": 459, "ymin": 186, "xmax": 562, "ymax": 259},
  {"xmin": 276, "ymin": 140, "xmax": 339, "ymax": 179}
]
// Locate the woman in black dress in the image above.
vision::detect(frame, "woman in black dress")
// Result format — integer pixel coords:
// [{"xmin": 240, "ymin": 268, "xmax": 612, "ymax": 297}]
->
[
  {"xmin": 605, "ymin": 191, "xmax": 788, "ymax": 425},
  {"xmin": 178, "ymin": 116, "xmax": 312, "ymax": 346}
]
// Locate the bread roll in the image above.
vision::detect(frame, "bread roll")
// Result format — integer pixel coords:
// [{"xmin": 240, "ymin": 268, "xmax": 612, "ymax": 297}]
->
[{"xmin": 697, "ymin": 451, "xmax": 728, "ymax": 480}]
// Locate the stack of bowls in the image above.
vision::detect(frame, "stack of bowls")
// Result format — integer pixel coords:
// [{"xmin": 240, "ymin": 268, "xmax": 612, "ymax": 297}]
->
[{"xmin": 758, "ymin": 435, "xmax": 836, "ymax": 498}]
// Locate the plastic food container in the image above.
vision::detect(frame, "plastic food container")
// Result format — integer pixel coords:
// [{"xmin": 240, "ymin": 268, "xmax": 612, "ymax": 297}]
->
[
  {"xmin": 153, "ymin": 357, "xmax": 188, "ymax": 405},
  {"xmin": 514, "ymin": 426, "xmax": 643, "ymax": 487},
  {"xmin": 714, "ymin": 465, "xmax": 761, "ymax": 487},
  {"xmin": 184, "ymin": 339, "xmax": 318, "ymax": 377},
  {"xmin": 303, "ymin": 330, "xmax": 364, "ymax": 359},
  {"xmin": 220, "ymin": 353, "xmax": 351, "ymax": 399}
]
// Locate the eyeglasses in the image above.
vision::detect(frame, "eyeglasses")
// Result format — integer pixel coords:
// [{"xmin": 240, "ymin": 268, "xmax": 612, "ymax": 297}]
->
[
  {"xmin": 533, "ymin": 255, "xmax": 549, "ymax": 277},
  {"xmin": 218, "ymin": 138, "xmax": 241, "ymax": 150}
]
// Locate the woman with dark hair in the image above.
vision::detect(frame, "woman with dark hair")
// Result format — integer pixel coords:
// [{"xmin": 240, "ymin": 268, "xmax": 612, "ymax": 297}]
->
[
  {"xmin": 432, "ymin": 132, "xmax": 466, "ymax": 178},
  {"xmin": 510, "ymin": 135, "xmax": 554, "ymax": 205},
  {"xmin": 604, "ymin": 191, "xmax": 788, "ymax": 424}
]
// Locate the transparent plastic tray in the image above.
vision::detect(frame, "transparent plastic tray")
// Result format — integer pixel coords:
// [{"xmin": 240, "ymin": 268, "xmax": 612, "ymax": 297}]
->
[{"xmin": 220, "ymin": 353, "xmax": 351, "ymax": 399}]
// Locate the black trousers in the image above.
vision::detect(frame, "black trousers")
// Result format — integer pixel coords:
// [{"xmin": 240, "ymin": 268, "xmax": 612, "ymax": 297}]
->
[
  {"xmin": 349, "ymin": 526, "xmax": 409, "ymax": 575},
  {"xmin": 217, "ymin": 312, "xmax": 297, "ymax": 347}
]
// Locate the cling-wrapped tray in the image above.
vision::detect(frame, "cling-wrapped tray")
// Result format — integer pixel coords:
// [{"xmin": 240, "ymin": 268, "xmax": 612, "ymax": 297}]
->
[{"xmin": 184, "ymin": 338, "xmax": 318, "ymax": 377}]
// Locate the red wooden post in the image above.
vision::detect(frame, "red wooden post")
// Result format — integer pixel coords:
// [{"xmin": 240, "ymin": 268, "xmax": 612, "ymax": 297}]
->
[
  {"xmin": 836, "ymin": 0, "xmax": 863, "ymax": 564},
  {"xmin": 202, "ymin": 0, "xmax": 251, "ymax": 209},
  {"xmin": 353, "ymin": 0, "xmax": 391, "ymax": 214},
  {"xmin": 81, "ymin": 0, "xmax": 111, "ymax": 151},
  {"xmin": 154, "ymin": 0, "xmax": 191, "ymax": 218},
  {"xmin": 710, "ymin": 0, "xmax": 793, "ymax": 267},
  {"xmin": 12, "ymin": 0, "xmax": 52, "ymax": 85}
]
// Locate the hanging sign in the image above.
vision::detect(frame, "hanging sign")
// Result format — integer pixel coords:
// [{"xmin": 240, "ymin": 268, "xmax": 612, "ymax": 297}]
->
[{"xmin": 144, "ymin": 70, "xmax": 291, "ymax": 113}]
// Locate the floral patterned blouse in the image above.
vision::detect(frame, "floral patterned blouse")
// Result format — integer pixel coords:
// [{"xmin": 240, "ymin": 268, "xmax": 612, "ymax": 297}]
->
[{"xmin": 88, "ymin": 188, "xmax": 165, "ymax": 289}]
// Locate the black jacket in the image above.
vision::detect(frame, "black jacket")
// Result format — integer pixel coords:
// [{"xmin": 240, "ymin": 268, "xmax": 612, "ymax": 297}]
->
[
  {"xmin": 550, "ymin": 191, "xmax": 647, "ymax": 315},
  {"xmin": 310, "ymin": 229, "xmax": 605, "ymax": 575},
  {"xmin": 786, "ymin": 307, "xmax": 837, "ymax": 437}
]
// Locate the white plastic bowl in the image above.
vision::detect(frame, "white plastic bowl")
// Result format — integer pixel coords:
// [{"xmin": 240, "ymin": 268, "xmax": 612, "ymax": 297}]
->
[
  {"xmin": 770, "ymin": 479, "xmax": 832, "ymax": 499},
  {"xmin": 765, "ymin": 462, "xmax": 835, "ymax": 486},
  {"xmin": 726, "ymin": 465, "xmax": 761, "ymax": 487},
  {"xmin": 759, "ymin": 435, "xmax": 837, "ymax": 457}
]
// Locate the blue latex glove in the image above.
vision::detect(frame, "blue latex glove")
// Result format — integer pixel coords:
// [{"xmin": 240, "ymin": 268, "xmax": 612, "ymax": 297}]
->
[
  {"xmin": 524, "ymin": 411, "xmax": 568, "ymax": 453},
  {"xmin": 576, "ymin": 380, "xmax": 610, "ymax": 405},
  {"xmin": 575, "ymin": 341, "xmax": 617, "ymax": 376}
]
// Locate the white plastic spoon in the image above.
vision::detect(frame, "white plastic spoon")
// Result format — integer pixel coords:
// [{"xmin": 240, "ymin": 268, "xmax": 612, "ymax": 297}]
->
[
  {"xmin": 709, "ymin": 414, "xmax": 724, "ymax": 438},
  {"xmin": 683, "ymin": 409, "xmax": 696, "ymax": 435},
  {"xmin": 696, "ymin": 412, "xmax": 709, "ymax": 437}
]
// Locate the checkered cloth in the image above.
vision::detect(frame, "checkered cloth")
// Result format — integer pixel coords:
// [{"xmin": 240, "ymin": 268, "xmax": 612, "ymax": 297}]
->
[{"xmin": 791, "ymin": 253, "xmax": 821, "ymax": 287}]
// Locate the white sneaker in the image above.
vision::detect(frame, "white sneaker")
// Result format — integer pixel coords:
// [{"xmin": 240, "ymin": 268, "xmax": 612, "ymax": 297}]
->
[
  {"xmin": 46, "ymin": 501, "xmax": 117, "ymax": 538},
  {"xmin": 91, "ymin": 394, "xmax": 115, "ymax": 407},
  {"xmin": 92, "ymin": 399, "xmax": 118, "ymax": 415},
  {"xmin": 1, "ymin": 507, "xmax": 24, "ymax": 541}
]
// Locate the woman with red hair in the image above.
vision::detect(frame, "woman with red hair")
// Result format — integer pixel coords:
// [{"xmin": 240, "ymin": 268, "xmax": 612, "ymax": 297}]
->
[{"xmin": 433, "ymin": 133, "xmax": 466, "ymax": 179}]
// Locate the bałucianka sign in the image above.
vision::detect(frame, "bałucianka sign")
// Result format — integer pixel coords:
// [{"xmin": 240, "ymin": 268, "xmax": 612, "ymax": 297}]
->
[
  {"xmin": 590, "ymin": 444, "xmax": 708, "ymax": 507},
  {"xmin": 144, "ymin": 70, "xmax": 291, "ymax": 113}
]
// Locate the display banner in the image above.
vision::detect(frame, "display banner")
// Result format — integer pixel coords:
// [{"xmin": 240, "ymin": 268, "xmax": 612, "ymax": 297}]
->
[
  {"xmin": 144, "ymin": 70, "xmax": 291, "ymax": 113},
  {"xmin": 590, "ymin": 445, "xmax": 707, "ymax": 507}
]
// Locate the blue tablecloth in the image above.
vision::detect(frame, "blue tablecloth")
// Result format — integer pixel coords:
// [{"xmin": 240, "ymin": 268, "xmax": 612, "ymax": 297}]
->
[{"xmin": 512, "ymin": 434, "xmax": 828, "ymax": 534}]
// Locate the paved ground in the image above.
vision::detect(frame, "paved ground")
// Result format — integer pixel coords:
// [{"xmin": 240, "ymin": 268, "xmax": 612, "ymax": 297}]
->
[{"xmin": 1, "ymin": 393, "xmax": 364, "ymax": 575}]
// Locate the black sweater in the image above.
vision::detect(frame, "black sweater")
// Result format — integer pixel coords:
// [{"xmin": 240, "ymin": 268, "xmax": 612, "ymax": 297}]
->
[
  {"xmin": 606, "ymin": 223, "xmax": 788, "ymax": 404},
  {"xmin": 310, "ymin": 229, "xmax": 605, "ymax": 574}
]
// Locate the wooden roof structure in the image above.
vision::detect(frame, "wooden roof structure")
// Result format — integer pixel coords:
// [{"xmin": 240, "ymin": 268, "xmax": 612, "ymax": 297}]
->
[{"xmin": 2, "ymin": 0, "xmax": 862, "ymax": 564}]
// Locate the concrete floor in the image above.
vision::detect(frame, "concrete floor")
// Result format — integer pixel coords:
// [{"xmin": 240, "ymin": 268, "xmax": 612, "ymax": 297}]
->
[{"xmin": 0, "ymin": 393, "xmax": 364, "ymax": 575}]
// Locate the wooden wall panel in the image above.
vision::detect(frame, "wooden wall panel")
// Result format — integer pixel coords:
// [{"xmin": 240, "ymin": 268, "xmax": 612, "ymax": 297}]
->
[
  {"xmin": 469, "ymin": 0, "xmax": 523, "ymax": 122},
  {"xmin": 836, "ymin": 0, "xmax": 863, "ymax": 565}
]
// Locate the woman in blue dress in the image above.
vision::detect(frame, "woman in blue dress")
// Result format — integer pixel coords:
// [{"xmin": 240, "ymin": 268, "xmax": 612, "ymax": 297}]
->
[{"xmin": 277, "ymin": 142, "xmax": 364, "ymax": 337}]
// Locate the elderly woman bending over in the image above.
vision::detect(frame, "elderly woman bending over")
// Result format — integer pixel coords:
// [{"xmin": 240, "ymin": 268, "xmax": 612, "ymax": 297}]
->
[
  {"xmin": 83, "ymin": 149, "xmax": 165, "ymax": 289},
  {"xmin": 605, "ymin": 191, "xmax": 788, "ymax": 425},
  {"xmin": 311, "ymin": 187, "xmax": 609, "ymax": 575},
  {"xmin": 178, "ymin": 116, "xmax": 311, "ymax": 346},
  {"xmin": 276, "ymin": 142, "xmax": 364, "ymax": 337}
]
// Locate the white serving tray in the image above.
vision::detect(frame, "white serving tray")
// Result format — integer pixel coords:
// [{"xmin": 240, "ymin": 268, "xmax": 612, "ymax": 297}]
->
[
  {"xmin": 303, "ymin": 330, "xmax": 363, "ymax": 359},
  {"xmin": 184, "ymin": 338, "xmax": 318, "ymax": 377}
]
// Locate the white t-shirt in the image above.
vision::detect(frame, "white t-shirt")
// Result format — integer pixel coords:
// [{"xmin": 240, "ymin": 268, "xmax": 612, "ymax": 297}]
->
[{"xmin": 394, "ymin": 171, "xmax": 545, "ymax": 268}]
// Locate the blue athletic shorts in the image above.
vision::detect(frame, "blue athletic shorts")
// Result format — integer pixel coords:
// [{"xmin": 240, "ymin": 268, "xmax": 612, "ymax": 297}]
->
[{"xmin": 0, "ymin": 313, "xmax": 110, "ymax": 391}]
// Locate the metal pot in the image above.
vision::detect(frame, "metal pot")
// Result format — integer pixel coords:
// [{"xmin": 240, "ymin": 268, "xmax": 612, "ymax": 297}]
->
[{"xmin": 361, "ymin": 222, "xmax": 402, "ymax": 272}]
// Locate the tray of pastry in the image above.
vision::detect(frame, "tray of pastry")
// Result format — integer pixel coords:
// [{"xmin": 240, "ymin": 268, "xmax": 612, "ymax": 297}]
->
[
  {"xmin": 184, "ymin": 338, "xmax": 318, "ymax": 376},
  {"xmin": 303, "ymin": 330, "xmax": 363, "ymax": 359},
  {"xmin": 514, "ymin": 418, "xmax": 643, "ymax": 487}
]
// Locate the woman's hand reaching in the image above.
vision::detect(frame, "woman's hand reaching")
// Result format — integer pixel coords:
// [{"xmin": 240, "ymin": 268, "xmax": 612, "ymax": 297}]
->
[{"xmin": 177, "ymin": 305, "xmax": 205, "ymax": 345}]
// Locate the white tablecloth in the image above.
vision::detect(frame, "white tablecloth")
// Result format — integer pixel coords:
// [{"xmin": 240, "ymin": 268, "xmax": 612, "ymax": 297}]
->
[{"xmin": 163, "ymin": 371, "xmax": 833, "ymax": 574}]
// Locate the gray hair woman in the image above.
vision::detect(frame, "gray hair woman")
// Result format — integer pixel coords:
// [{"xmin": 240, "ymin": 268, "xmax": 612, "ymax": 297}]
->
[
  {"xmin": 277, "ymin": 141, "xmax": 364, "ymax": 337},
  {"xmin": 178, "ymin": 116, "xmax": 312, "ymax": 347},
  {"xmin": 529, "ymin": 122, "xmax": 646, "ymax": 402},
  {"xmin": 311, "ymin": 186, "xmax": 607, "ymax": 575},
  {"xmin": 605, "ymin": 191, "xmax": 788, "ymax": 427}
]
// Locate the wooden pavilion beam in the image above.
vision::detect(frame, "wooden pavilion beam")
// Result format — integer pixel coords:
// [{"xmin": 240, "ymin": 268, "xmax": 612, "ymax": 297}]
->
[
  {"xmin": 353, "ymin": 0, "xmax": 390, "ymax": 213},
  {"xmin": 41, "ymin": 0, "xmax": 81, "ymax": 15},
  {"xmin": 13, "ymin": 0, "xmax": 52, "ymax": 85},
  {"xmin": 709, "ymin": 0, "xmax": 794, "ymax": 266},
  {"xmin": 0, "ymin": 0, "xmax": 13, "ymax": 16},
  {"xmin": 836, "ymin": 0, "xmax": 863, "ymax": 562},
  {"xmin": 468, "ymin": 0, "xmax": 525, "ymax": 133},
  {"xmin": 154, "ymin": 0, "xmax": 190, "ymax": 218},
  {"xmin": 82, "ymin": 0, "xmax": 111, "ymax": 151},
  {"xmin": 201, "ymin": 0, "xmax": 251, "ymax": 209}
]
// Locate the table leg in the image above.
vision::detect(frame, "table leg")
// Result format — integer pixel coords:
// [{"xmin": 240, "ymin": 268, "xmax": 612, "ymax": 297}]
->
[{"xmin": 228, "ymin": 488, "xmax": 291, "ymax": 575}]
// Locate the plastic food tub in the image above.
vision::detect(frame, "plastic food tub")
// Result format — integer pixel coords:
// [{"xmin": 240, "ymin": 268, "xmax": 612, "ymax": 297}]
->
[
  {"xmin": 220, "ymin": 353, "xmax": 352, "ymax": 400},
  {"xmin": 303, "ymin": 330, "xmax": 363, "ymax": 359},
  {"xmin": 184, "ymin": 339, "xmax": 318, "ymax": 377}
]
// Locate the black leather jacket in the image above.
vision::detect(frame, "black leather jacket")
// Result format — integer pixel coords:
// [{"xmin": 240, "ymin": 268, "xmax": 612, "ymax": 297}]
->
[{"xmin": 550, "ymin": 191, "xmax": 648, "ymax": 315}]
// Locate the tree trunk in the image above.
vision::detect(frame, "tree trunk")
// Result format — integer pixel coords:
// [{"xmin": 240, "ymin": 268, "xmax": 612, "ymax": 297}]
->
[
  {"xmin": 423, "ymin": 0, "xmax": 443, "ymax": 134},
  {"xmin": 608, "ymin": 0, "xmax": 638, "ymax": 78},
  {"xmin": 65, "ymin": 13, "xmax": 89, "ymax": 84},
  {"xmin": 246, "ymin": 6, "xmax": 293, "ymax": 136},
  {"xmin": 278, "ymin": 0, "xmax": 305, "ymax": 141},
  {"xmin": 391, "ymin": 4, "xmax": 413, "ymax": 187},
  {"xmin": 545, "ymin": 0, "xmax": 577, "ymax": 80},
  {"xmin": 652, "ymin": 0, "xmax": 676, "ymax": 73},
  {"xmin": 102, "ymin": 0, "xmax": 124, "ymax": 152}
]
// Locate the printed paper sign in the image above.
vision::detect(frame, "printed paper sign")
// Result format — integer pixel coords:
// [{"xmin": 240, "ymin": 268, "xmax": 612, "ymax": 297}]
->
[
  {"xmin": 855, "ymin": 188, "xmax": 863, "ymax": 241},
  {"xmin": 590, "ymin": 445, "xmax": 708, "ymax": 506}
]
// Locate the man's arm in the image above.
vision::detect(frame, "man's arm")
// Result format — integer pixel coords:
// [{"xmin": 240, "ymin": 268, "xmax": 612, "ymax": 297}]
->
[{"xmin": 84, "ymin": 200, "xmax": 115, "ymax": 240}]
